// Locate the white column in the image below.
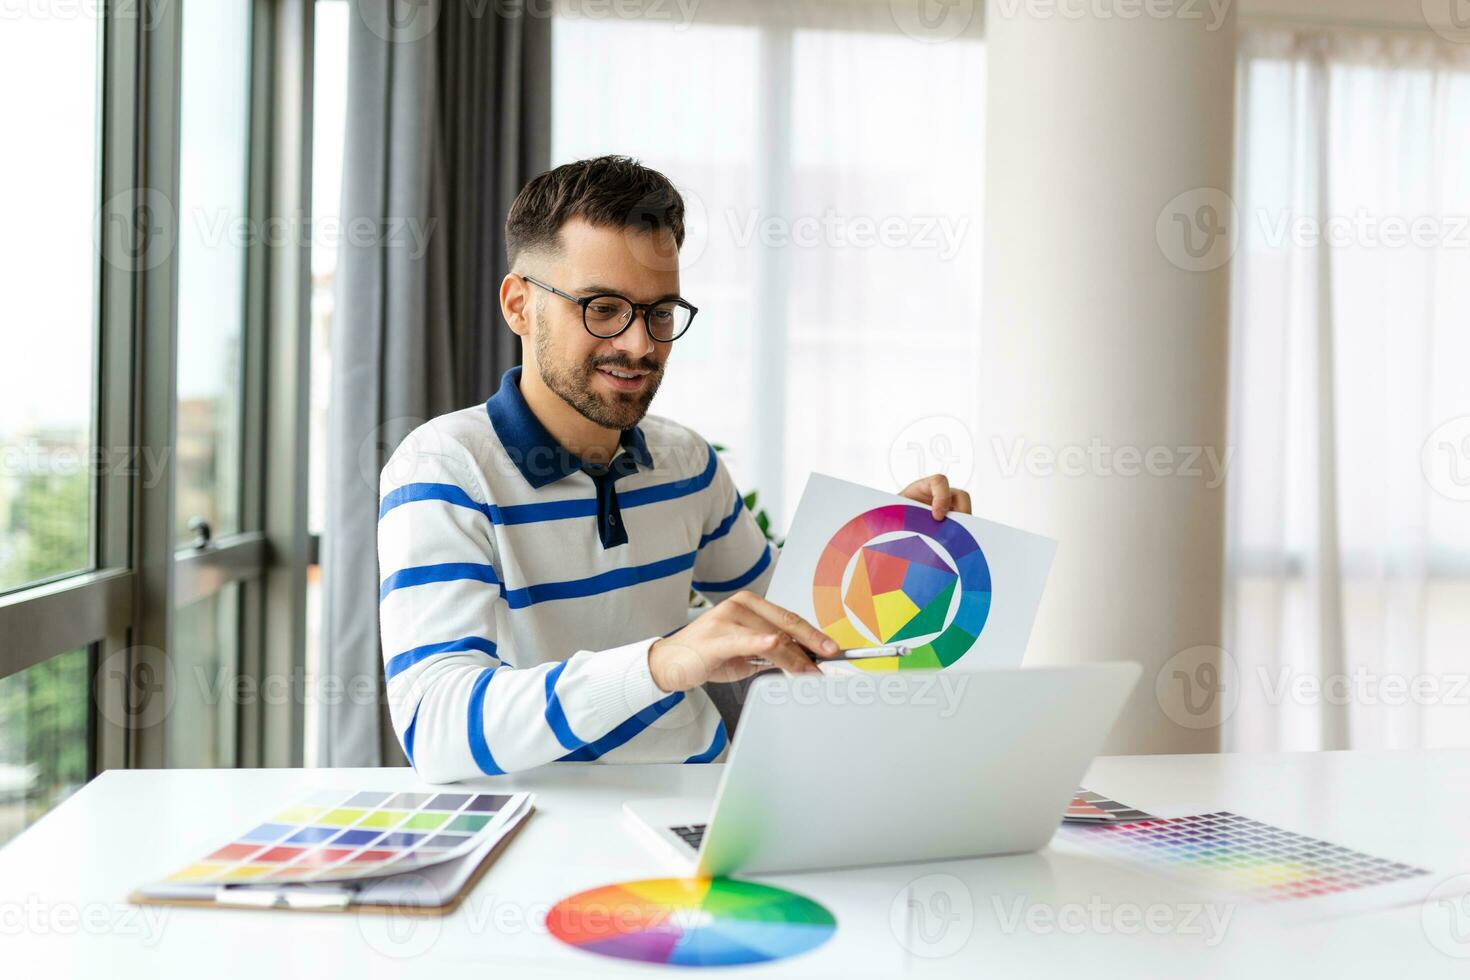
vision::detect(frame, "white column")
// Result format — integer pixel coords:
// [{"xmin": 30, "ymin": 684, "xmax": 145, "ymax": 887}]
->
[{"xmin": 979, "ymin": 0, "xmax": 1237, "ymax": 753}]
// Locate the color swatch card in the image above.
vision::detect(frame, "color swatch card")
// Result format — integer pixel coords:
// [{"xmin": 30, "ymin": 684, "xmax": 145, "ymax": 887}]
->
[
  {"xmin": 548, "ymin": 877, "xmax": 835, "ymax": 968},
  {"xmin": 1065, "ymin": 789, "xmax": 1155, "ymax": 824},
  {"xmin": 151, "ymin": 788, "xmax": 532, "ymax": 886},
  {"xmin": 767, "ymin": 474, "xmax": 1056, "ymax": 672},
  {"xmin": 1057, "ymin": 811, "xmax": 1436, "ymax": 918}
]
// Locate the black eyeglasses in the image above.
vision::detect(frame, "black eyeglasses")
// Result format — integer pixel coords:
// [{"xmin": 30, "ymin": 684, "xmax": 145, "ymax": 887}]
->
[{"xmin": 522, "ymin": 275, "xmax": 698, "ymax": 343}]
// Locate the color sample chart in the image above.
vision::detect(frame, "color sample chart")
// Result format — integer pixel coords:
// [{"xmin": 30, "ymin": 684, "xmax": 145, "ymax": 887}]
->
[
  {"xmin": 547, "ymin": 877, "xmax": 836, "ymax": 967},
  {"xmin": 812, "ymin": 504, "xmax": 991, "ymax": 671},
  {"xmin": 1065, "ymin": 789, "xmax": 1154, "ymax": 824},
  {"xmin": 1060, "ymin": 812, "xmax": 1429, "ymax": 903},
  {"xmin": 164, "ymin": 789, "xmax": 523, "ymax": 885}
]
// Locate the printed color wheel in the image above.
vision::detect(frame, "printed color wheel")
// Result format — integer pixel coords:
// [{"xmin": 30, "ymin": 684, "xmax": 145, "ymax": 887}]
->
[
  {"xmin": 812, "ymin": 504, "xmax": 991, "ymax": 670},
  {"xmin": 547, "ymin": 877, "xmax": 836, "ymax": 967}
]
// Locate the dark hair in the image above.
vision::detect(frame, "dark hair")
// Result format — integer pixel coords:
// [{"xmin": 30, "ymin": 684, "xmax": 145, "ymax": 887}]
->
[{"xmin": 504, "ymin": 155, "xmax": 686, "ymax": 268}]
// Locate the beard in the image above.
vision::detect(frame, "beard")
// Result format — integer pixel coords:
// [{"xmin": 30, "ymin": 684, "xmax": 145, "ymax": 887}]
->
[{"xmin": 533, "ymin": 318, "xmax": 664, "ymax": 430}]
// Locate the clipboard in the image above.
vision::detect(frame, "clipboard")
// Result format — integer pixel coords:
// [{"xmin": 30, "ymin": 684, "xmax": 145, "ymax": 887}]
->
[{"xmin": 128, "ymin": 804, "xmax": 533, "ymax": 916}]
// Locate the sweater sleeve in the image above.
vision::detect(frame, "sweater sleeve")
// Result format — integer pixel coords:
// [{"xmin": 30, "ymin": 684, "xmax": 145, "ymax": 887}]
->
[
  {"xmin": 378, "ymin": 447, "xmax": 698, "ymax": 783},
  {"xmin": 689, "ymin": 447, "xmax": 779, "ymax": 603}
]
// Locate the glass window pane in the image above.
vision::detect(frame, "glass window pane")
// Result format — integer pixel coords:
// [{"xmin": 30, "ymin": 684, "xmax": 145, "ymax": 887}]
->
[
  {"xmin": 309, "ymin": 0, "xmax": 350, "ymax": 538},
  {"xmin": 0, "ymin": 13, "xmax": 100, "ymax": 593},
  {"xmin": 169, "ymin": 584, "xmax": 240, "ymax": 768},
  {"xmin": 175, "ymin": 0, "xmax": 253, "ymax": 542},
  {"xmin": 0, "ymin": 649, "xmax": 92, "ymax": 846}
]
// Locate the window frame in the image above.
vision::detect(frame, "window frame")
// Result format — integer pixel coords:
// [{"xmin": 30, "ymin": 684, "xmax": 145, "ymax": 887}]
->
[{"xmin": 0, "ymin": 0, "xmax": 316, "ymax": 781}]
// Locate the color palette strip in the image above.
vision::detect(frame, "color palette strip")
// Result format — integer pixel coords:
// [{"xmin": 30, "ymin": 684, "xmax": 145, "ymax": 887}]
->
[
  {"xmin": 1064, "ymin": 789, "xmax": 1154, "ymax": 824},
  {"xmin": 164, "ymin": 789, "xmax": 523, "ymax": 885},
  {"xmin": 547, "ymin": 877, "xmax": 836, "ymax": 967},
  {"xmin": 1060, "ymin": 811, "xmax": 1428, "ymax": 903}
]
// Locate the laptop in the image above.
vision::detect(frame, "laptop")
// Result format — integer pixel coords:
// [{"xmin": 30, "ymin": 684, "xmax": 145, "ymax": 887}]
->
[{"xmin": 624, "ymin": 662, "xmax": 1141, "ymax": 877}]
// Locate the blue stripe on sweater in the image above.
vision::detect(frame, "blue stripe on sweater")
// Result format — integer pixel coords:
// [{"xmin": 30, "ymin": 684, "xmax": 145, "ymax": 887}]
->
[
  {"xmin": 467, "ymin": 667, "xmax": 506, "ymax": 775},
  {"xmin": 685, "ymin": 720, "xmax": 728, "ymax": 764},
  {"xmin": 619, "ymin": 444, "xmax": 717, "ymax": 508},
  {"xmin": 377, "ymin": 444, "xmax": 718, "ymax": 526},
  {"xmin": 692, "ymin": 545, "xmax": 772, "ymax": 594},
  {"xmin": 557, "ymin": 691, "xmax": 686, "ymax": 762},
  {"xmin": 379, "ymin": 562, "xmax": 500, "ymax": 602},
  {"xmin": 385, "ymin": 635, "xmax": 499, "ymax": 679},
  {"xmin": 698, "ymin": 495, "xmax": 744, "ymax": 549},
  {"xmin": 542, "ymin": 661, "xmax": 581, "ymax": 751},
  {"xmin": 502, "ymin": 551, "xmax": 696, "ymax": 608}
]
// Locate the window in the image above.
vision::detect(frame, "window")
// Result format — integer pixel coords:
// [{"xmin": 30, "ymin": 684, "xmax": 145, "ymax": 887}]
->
[
  {"xmin": 0, "ymin": 7, "xmax": 102, "ymax": 843},
  {"xmin": 304, "ymin": 0, "xmax": 352, "ymax": 767},
  {"xmin": 175, "ymin": 0, "xmax": 253, "ymax": 545},
  {"xmin": 1225, "ymin": 29, "xmax": 1470, "ymax": 751},
  {"xmin": 0, "ymin": 11, "xmax": 101, "ymax": 594},
  {"xmin": 166, "ymin": 0, "xmax": 257, "ymax": 767},
  {"xmin": 0, "ymin": 649, "xmax": 91, "ymax": 846},
  {"xmin": 551, "ymin": 5, "xmax": 986, "ymax": 528}
]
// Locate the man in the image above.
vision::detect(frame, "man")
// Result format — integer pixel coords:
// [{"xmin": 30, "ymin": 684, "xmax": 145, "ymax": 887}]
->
[{"xmin": 378, "ymin": 156, "xmax": 971, "ymax": 782}]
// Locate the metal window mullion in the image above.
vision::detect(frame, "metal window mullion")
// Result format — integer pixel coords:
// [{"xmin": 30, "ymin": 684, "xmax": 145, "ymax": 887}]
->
[
  {"xmin": 0, "ymin": 570, "xmax": 134, "ymax": 681},
  {"xmin": 93, "ymin": 0, "xmax": 146, "ymax": 774},
  {"xmin": 173, "ymin": 532, "xmax": 271, "ymax": 608},
  {"xmin": 126, "ymin": 0, "xmax": 186, "ymax": 771}
]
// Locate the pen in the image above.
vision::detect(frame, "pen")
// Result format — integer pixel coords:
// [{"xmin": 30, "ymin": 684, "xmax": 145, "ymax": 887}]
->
[{"xmin": 747, "ymin": 644, "xmax": 911, "ymax": 667}]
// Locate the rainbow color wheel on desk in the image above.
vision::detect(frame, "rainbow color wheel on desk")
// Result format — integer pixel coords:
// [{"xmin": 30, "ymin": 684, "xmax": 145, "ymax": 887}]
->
[{"xmin": 546, "ymin": 877, "xmax": 836, "ymax": 967}]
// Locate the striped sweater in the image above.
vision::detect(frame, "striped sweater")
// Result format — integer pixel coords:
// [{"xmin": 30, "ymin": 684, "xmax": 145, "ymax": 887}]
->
[{"xmin": 377, "ymin": 367, "xmax": 777, "ymax": 783}]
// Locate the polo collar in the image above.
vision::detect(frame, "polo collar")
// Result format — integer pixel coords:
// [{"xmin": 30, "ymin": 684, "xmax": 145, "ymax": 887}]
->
[{"xmin": 485, "ymin": 365, "xmax": 652, "ymax": 489}]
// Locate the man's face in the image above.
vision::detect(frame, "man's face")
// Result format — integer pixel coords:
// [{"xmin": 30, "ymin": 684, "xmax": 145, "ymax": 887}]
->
[{"xmin": 524, "ymin": 217, "xmax": 681, "ymax": 431}]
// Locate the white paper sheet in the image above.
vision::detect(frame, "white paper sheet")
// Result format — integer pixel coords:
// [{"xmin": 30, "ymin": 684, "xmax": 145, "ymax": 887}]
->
[{"xmin": 765, "ymin": 473, "xmax": 1056, "ymax": 672}]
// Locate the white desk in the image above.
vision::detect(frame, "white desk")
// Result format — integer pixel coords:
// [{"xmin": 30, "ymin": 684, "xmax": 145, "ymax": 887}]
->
[{"xmin": 3, "ymin": 750, "xmax": 1469, "ymax": 978}]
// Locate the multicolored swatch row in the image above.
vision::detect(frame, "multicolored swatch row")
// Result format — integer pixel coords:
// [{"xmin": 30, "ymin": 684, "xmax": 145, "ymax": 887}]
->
[
  {"xmin": 1064, "ymin": 789, "xmax": 1155, "ymax": 824},
  {"xmin": 1060, "ymin": 811, "xmax": 1429, "ymax": 903},
  {"xmin": 547, "ymin": 877, "xmax": 835, "ymax": 967},
  {"xmin": 165, "ymin": 788, "xmax": 522, "ymax": 885},
  {"xmin": 812, "ymin": 505, "xmax": 991, "ymax": 671}
]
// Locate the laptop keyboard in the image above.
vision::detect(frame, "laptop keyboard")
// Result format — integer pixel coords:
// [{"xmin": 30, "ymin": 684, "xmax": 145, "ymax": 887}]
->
[{"xmin": 670, "ymin": 823, "xmax": 707, "ymax": 851}]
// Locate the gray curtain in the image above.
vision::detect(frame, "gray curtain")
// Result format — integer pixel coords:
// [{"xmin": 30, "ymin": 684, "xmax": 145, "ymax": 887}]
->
[{"xmin": 320, "ymin": 0, "xmax": 550, "ymax": 767}]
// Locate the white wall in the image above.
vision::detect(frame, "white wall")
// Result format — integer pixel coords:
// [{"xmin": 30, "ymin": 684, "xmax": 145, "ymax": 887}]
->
[{"xmin": 981, "ymin": 0, "xmax": 1237, "ymax": 755}]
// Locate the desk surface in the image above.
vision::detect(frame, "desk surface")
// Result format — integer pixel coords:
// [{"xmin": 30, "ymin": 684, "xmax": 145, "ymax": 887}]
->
[{"xmin": 3, "ymin": 750, "xmax": 1469, "ymax": 978}]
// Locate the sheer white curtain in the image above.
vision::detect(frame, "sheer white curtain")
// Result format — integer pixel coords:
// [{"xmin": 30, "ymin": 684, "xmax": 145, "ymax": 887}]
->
[
  {"xmin": 1225, "ymin": 28, "xmax": 1470, "ymax": 752},
  {"xmin": 550, "ymin": 0, "xmax": 986, "ymax": 529}
]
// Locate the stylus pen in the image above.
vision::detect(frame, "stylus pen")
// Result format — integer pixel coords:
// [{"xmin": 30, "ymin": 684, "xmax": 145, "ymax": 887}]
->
[{"xmin": 747, "ymin": 644, "xmax": 910, "ymax": 666}]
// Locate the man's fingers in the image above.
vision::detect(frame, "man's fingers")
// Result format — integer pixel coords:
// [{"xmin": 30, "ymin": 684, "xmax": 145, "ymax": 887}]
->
[
  {"xmin": 951, "ymin": 488, "xmax": 972, "ymax": 515},
  {"xmin": 928, "ymin": 474, "xmax": 952, "ymax": 520},
  {"xmin": 758, "ymin": 633, "xmax": 822, "ymax": 675},
  {"xmin": 732, "ymin": 592, "xmax": 840, "ymax": 657}
]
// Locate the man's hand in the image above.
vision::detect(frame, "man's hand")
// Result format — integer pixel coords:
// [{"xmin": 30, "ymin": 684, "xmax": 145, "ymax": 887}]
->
[
  {"xmin": 899, "ymin": 473, "xmax": 972, "ymax": 521},
  {"xmin": 648, "ymin": 591, "xmax": 840, "ymax": 693}
]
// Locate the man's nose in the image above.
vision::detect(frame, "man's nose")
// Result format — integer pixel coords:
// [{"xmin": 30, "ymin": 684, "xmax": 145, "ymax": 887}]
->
[{"xmin": 608, "ymin": 310, "xmax": 657, "ymax": 360}]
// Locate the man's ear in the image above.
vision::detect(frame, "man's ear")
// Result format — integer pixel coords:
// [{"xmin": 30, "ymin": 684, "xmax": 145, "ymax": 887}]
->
[{"xmin": 501, "ymin": 273, "xmax": 530, "ymax": 338}]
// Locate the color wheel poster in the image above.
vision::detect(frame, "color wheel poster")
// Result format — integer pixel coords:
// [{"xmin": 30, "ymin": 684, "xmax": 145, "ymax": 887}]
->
[{"xmin": 766, "ymin": 473, "xmax": 1056, "ymax": 672}]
